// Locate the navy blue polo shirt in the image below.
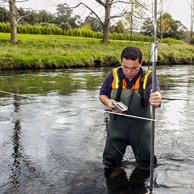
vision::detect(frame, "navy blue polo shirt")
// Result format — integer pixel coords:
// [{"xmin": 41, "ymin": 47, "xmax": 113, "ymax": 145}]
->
[{"xmin": 99, "ymin": 67, "xmax": 160, "ymax": 99}]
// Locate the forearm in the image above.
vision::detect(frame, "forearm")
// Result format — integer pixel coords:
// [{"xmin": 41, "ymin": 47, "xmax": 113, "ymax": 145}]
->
[
  {"xmin": 99, "ymin": 95, "xmax": 116, "ymax": 110},
  {"xmin": 99, "ymin": 95, "xmax": 110, "ymax": 106}
]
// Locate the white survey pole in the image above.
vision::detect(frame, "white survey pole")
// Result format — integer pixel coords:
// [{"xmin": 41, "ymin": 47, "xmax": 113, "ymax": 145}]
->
[{"xmin": 150, "ymin": 0, "xmax": 157, "ymax": 192}]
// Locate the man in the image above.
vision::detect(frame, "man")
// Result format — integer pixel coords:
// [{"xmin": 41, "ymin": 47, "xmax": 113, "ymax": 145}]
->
[{"xmin": 99, "ymin": 46, "xmax": 161, "ymax": 168}]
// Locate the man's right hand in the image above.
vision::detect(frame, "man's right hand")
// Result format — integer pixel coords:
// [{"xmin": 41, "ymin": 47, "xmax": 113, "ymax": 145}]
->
[{"xmin": 99, "ymin": 95, "xmax": 117, "ymax": 110}]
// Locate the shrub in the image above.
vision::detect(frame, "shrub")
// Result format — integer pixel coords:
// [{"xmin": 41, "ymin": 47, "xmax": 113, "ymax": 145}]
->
[
  {"xmin": 17, "ymin": 24, "xmax": 23, "ymax": 33},
  {"xmin": 29, "ymin": 26, "xmax": 35, "ymax": 34},
  {"xmin": 47, "ymin": 27, "xmax": 51, "ymax": 35},
  {"xmin": 25, "ymin": 25, "xmax": 30, "ymax": 34},
  {"xmin": 163, "ymin": 38, "xmax": 184, "ymax": 44},
  {"xmin": 51, "ymin": 26, "xmax": 55, "ymax": 34},
  {"xmin": 77, "ymin": 29, "xmax": 82, "ymax": 37},
  {"xmin": 5, "ymin": 23, "xmax": 10, "ymax": 33},
  {"xmin": 22, "ymin": 26, "xmax": 27, "ymax": 34},
  {"xmin": 73, "ymin": 29, "xmax": 78, "ymax": 36},
  {"xmin": 69, "ymin": 29, "xmax": 73, "ymax": 36},
  {"xmin": 189, "ymin": 37, "xmax": 194, "ymax": 45},
  {"xmin": 40, "ymin": 26, "xmax": 44, "ymax": 34}
]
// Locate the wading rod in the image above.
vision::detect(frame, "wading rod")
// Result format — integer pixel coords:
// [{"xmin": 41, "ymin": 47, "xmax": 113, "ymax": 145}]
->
[{"xmin": 150, "ymin": 0, "xmax": 157, "ymax": 192}]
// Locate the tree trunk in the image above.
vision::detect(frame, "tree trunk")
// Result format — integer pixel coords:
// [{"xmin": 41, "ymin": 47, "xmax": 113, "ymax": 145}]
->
[
  {"xmin": 191, "ymin": 0, "xmax": 194, "ymax": 38},
  {"xmin": 9, "ymin": 0, "xmax": 17, "ymax": 43},
  {"xmin": 102, "ymin": 0, "xmax": 111, "ymax": 42},
  {"xmin": 160, "ymin": 0, "xmax": 163, "ymax": 43},
  {"xmin": 130, "ymin": 2, "xmax": 134, "ymax": 42}
]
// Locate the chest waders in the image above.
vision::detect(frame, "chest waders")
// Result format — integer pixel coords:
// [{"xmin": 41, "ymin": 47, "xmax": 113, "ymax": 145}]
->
[{"xmin": 103, "ymin": 69, "xmax": 157, "ymax": 167}]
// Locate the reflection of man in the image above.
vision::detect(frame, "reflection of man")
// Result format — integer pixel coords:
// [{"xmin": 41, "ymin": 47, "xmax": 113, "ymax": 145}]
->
[
  {"xmin": 105, "ymin": 166, "xmax": 150, "ymax": 193},
  {"xmin": 99, "ymin": 46, "xmax": 162, "ymax": 168}
]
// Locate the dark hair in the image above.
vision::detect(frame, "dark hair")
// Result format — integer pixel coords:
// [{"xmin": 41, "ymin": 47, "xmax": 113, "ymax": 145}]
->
[{"xmin": 121, "ymin": 46, "xmax": 142, "ymax": 63}]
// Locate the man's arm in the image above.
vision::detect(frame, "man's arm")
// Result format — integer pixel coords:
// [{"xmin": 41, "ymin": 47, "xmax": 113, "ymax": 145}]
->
[{"xmin": 99, "ymin": 95, "xmax": 116, "ymax": 110}]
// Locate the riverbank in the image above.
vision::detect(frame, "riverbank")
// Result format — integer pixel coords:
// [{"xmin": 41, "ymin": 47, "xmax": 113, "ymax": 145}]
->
[{"xmin": 0, "ymin": 32, "xmax": 194, "ymax": 70}]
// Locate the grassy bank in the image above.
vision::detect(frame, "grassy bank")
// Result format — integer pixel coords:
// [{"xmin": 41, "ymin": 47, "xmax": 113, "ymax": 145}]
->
[{"xmin": 0, "ymin": 32, "xmax": 194, "ymax": 70}]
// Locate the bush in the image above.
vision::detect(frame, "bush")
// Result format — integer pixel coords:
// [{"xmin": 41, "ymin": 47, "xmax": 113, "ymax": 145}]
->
[
  {"xmin": 51, "ymin": 26, "xmax": 55, "ymax": 34},
  {"xmin": 73, "ymin": 29, "xmax": 78, "ymax": 36},
  {"xmin": 5, "ymin": 23, "xmax": 10, "ymax": 33},
  {"xmin": 69, "ymin": 29, "xmax": 73, "ymax": 36},
  {"xmin": 47, "ymin": 27, "xmax": 51, "ymax": 35},
  {"xmin": 25, "ymin": 25, "xmax": 30, "ymax": 34},
  {"xmin": 189, "ymin": 37, "xmax": 194, "ymax": 45},
  {"xmin": 77, "ymin": 29, "xmax": 82, "ymax": 37},
  {"xmin": 40, "ymin": 26, "xmax": 44, "ymax": 34},
  {"xmin": 34, "ymin": 26, "xmax": 41, "ymax": 34},
  {"xmin": 22, "ymin": 26, "xmax": 27, "ymax": 34},
  {"xmin": 29, "ymin": 26, "xmax": 35, "ymax": 34},
  {"xmin": 54, "ymin": 27, "xmax": 62, "ymax": 35},
  {"xmin": 162, "ymin": 38, "xmax": 184, "ymax": 44},
  {"xmin": 17, "ymin": 24, "xmax": 23, "ymax": 33},
  {"xmin": 0, "ymin": 22, "xmax": 186, "ymax": 44},
  {"xmin": 96, "ymin": 32, "xmax": 103, "ymax": 39}
]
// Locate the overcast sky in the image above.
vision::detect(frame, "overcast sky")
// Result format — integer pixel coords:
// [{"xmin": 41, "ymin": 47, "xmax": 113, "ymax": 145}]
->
[{"xmin": 12, "ymin": 0, "xmax": 192, "ymax": 30}]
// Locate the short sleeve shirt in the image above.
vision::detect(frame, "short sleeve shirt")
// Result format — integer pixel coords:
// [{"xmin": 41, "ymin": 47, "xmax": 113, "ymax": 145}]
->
[{"xmin": 99, "ymin": 67, "xmax": 160, "ymax": 99}]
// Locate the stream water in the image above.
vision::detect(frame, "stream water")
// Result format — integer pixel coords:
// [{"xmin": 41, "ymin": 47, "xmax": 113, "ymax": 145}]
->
[{"xmin": 0, "ymin": 65, "xmax": 194, "ymax": 194}]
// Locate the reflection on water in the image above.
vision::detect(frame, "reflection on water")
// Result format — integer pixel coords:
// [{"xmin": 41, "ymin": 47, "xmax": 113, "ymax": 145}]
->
[{"xmin": 0, "ymin": 66, "xmax": 194, "ymax": 193}]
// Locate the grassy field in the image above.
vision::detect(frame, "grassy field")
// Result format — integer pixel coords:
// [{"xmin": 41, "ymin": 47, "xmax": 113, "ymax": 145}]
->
[{"xmin": 0, "ymin": 32, "xmax": 194, "ymax": 70}]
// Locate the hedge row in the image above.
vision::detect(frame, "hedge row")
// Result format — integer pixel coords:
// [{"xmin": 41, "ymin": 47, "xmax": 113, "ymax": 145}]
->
[
  {"xmin": 0, "ymin": 22, "xmax": 184, "ymax": 44},
  {"xmin": 0, "ymin": 22, "xmax": 103, "ymax": 38}
]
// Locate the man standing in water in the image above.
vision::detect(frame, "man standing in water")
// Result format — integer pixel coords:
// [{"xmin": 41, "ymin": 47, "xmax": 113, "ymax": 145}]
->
[{"xmin": 99, "ymin": 46, "xmax": 162, "ymax": 169}]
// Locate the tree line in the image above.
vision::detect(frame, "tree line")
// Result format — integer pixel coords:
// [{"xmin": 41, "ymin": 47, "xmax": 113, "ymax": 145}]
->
[
  {"xmin": 0, "ymin": 1, "xmax": 190, "ymax": 43},
  {"xmin": 0, "ymin": 21, "xmax": 185, "ymax": 45}
]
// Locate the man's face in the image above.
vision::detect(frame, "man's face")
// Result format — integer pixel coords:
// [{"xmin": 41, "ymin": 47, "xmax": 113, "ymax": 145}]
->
[{"xmin": 121, "ymin": 58, "xmax": 142, "ymax": 81}]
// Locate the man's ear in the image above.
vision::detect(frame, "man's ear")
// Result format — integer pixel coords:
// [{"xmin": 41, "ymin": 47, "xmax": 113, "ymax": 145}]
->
[{"xmin": 140, "ymin": 60, "xmax": 143, "ymax": 66}]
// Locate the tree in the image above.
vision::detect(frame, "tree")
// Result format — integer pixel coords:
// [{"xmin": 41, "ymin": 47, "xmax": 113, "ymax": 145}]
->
[
  {"xmin": 157, "ymin": 12, "xmax": 173, "ymax": 42},
  {"xmin": 141, "ymin": 18, "xmax": 154, "ymax": 36},
  {"xmin": 84, "ymin": 13, "xmax": 102, "ymax": 32},
  {"xmin": 163, "ymin": 20, "xmax": 187, "ymax": 40},
  {"xmin": 69, "ymin": 0, "xmax": 146, "ymax": 42},
  {"xmin": 1, "ymin": 0, "xmax": 31, "ymax": 42},
  {"xmin": 190, "ymin": 0, "xmax": 194, "ymax": 38},
  {"xmin": 123, "ymin": 0, "xmax": 146, "ymax": 42},
  {"xmin": 189, "ymin": 37, "xmax": 194, "ymax": 48},
  {"xmin": 80, "ymin": 23, "xmax": 92, "ymax": 31},
  {"xmin": 111, "ymin": 20, "xmax": 126, "ymax": 33},
  {"xmin": 55, "ymin": 3, "xmax": 81, "ymax": 28},
  {"xmin": 9, "ymin": 0, "xmax": 17, "ymax": 42},
  {"xmin": 157, "ymin": 12, "xmax": 187, "ymax": 41},
  {"xmin": 61, "ymin": 21, "xmax": 71, "ymax": 33},
  {"xmin": 0, "ymin": 6, "xmax": 10, "ymax": 23}
]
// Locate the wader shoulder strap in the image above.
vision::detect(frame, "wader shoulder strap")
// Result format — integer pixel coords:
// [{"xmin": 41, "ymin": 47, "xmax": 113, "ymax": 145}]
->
[
  {"xmin": 114, "ymin": 76, "xmax": 123, "ymax": 102},
  {"xmin": 127, "ymin": 90, "xmax": 134, "ymax": 114},
  {"xmin": 139, "ymin": 71, "xmax": 145, "ymax": 107}
]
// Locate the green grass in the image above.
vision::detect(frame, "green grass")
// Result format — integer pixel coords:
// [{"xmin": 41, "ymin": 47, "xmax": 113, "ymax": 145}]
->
[{"xmin": 0, "ymin": 33, "xmax": 194, "ymax": 70}]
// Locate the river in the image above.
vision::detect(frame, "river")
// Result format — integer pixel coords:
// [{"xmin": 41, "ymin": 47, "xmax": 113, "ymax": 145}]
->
[{"xmin": 0, "ymin": 65, "xmax": 194, "ymax": 194}]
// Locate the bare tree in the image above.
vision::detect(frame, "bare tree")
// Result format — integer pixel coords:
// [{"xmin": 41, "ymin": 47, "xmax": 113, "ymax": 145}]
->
[
  {"xmin": 9, "ymin": 0, "xmax": 17, "ymax": 42},
  {"xmin": 70, "ymin": 0, "xmax": 146, "ymax": 42},
  {"xmin": 190, "ymin": 0, "xmax": 194, "ymax": 38},
  {"xmin": 1, "ymin": 0, "xmax": 30, "ymax": 42},
  {"xmin": 159, "ymin": 0, "xmax": 163, "ymax": 42},
  {"xmin": 123, "ymin": 0, "xmax": 146, "ymax": 42}
]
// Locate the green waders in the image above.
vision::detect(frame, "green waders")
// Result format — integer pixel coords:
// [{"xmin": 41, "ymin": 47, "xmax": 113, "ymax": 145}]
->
[{"xmin": 103, "ymin": 89, "xmax": 156, "ymax": 167}]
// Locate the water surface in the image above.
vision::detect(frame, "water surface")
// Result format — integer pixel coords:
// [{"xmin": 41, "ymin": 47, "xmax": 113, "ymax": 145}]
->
[{"xmin": 0, "ymin": 66, "xmax": 194, "ymax": 193}]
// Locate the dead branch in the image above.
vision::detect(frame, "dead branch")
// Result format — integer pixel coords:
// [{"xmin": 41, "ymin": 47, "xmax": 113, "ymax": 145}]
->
[
  {"xmin": 70, "ymin": 2, "xmax": 104, "ymax": 26},
  {"xmin": 16, "ymin": 12, "xmax": 31, "ymax": 23},
  {"xmin": 95, "ymin": 0, "xmax": 105, "ymax": 7},
  {"xmin": 112, "ymin": 0, "xmax": 148, "ymax": 10},
  {"xmin": 16, "ymin": 0, "xmax": 29, "ymax": 3}
]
